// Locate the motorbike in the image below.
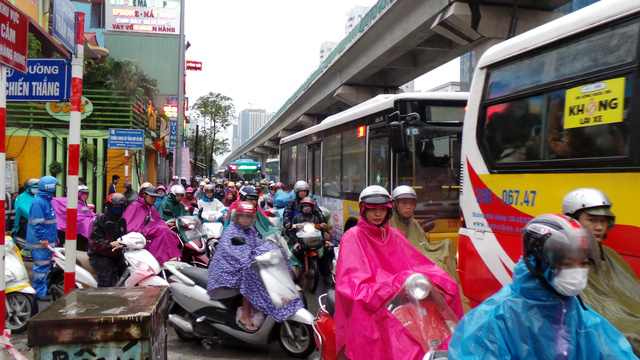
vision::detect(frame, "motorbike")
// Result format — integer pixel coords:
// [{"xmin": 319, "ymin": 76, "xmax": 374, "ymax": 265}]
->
[
  {"xmin": 113, "ymin": 232, "xmax": 169, "ymax": 287},
  {"xmin": 167, "ymin": 212, "xmax": 211, "ymax": 268},
  {"xmin": 200, "ymin": 209, "xmax": 227, "ymax": 257},
  {"xmin": 4, "ymin": 236, "xmax": 37, "ymax": 333},
  {"xmin": 47, "ymin": 245, "xmax": 98, "ymax": 300},
  {"xmin": 292, "ymin": 222, "xmax": 325, "ymax": 293},
  {"xmin": 166, "ymin": 236, "xmax": 317, "ymax": 358},
  {"xmin": 313, "ymin": 273, "xmax": 459, "ymax": 360}
]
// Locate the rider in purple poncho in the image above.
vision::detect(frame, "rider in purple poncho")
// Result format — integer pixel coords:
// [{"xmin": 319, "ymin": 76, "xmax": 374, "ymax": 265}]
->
[
  {"xmin": 207, "ymin": 201, "xmax": 303, "ymax": 332},
  {"xmin": 122, "ymin": 185, "xmax": 181, "ymax": 264},
  {"xmin": 52, "ymin": 185, "xmax": 98, "ymax": 251}
]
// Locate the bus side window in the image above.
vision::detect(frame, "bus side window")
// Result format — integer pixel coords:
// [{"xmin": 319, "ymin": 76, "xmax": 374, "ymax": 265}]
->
[{"xmin": 484, "ymin": 98, "xmax": 542, "ymax": 163}]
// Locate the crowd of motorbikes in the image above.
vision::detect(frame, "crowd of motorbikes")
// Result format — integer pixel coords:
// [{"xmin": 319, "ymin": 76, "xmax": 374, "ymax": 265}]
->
[{"xmin": 7, "ymin": 197, "xmax": 458, "ymax": 359}]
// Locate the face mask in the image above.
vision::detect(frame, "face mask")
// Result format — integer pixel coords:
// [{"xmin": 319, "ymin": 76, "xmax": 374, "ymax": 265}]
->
[
  {"xmin": 111, "ymin": 206, "xmax": 123, "ymax": 215},
  {"xmin": 552, "ymin": 268, "xmax": 589, "ymax": 296},
  {"xmin": 29, "ymin": 187, "xmax": 38, "ymax": 195}
]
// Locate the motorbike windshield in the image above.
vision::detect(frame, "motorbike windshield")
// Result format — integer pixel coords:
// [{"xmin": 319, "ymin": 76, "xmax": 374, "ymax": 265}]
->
[
  {"xmin": 252, "ymin": 248, "xmax": 298, "ymax": 308},
  {"xmin": 386, "ymin": 273, "xmax": 460, "ymax": 353}
]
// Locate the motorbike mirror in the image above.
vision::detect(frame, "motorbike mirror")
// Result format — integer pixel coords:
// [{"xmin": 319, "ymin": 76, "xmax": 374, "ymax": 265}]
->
[
  {"xmin": 144, "ymin": 215, "xmax": 151, "ymax": 227},
  {"xmin": 423, "ymin": 222, "xmax": 436, "ymax": 233},
  {"xmin": 116, "ymin": 218, "xmax": 127, "ymax": 235},
  {"xmin": 231, "ymin": 236, "xmax": 246, "ymax": 246},
  {"xmin": 104, "ymin": 221, "xmax": 116, "ymax": 237},
  {"xmin": 191, "ymin": 202, "xmax": 198, "ymax": 207},
  {"xmin": 163, "ymin": 209, "xmax": 173, "ymax": 216}
]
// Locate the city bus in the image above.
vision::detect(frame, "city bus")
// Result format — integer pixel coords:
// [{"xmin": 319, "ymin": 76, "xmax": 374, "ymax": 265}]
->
[
  {"xmin": 265, "ymin": 158, "xmax": 280, "ymax": 182},
  {"xmin": 280, "ymin": 92, "xmax": 468, "ymax": 243},
  {"xmin": 226, "ymin": 159, "xmax": 262, "ymax": 182},
  {"xmin": 458, "ymin": 0, "xmax": 640, "ymax": 306}
]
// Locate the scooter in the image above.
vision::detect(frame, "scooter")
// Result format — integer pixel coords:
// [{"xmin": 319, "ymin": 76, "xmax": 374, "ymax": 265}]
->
[
  {"xmin": 292, "ymin": 223, "xmax": 324, "ymax": 293},
  {"xmin": 167, "ymin": 213, "xmax": 211, "ymax": 268},
  {"xmin": 4, "ymin": 236, "xmax": 37, "ymax": 333},
  {"xmin": 313, "ymin": 273, "xmax": 459, "ymax": 360},
  {"xmin": 200, "ymin": 209, "xmax": 226, "ymax": 257},
  {"xmin": 113, "ymin": 232, "xmax": 169, "ymax": 287},
  {"xmin": 166, "ymin": 236, "xmax": 317, "ymax": 358},
  {"xmin": 47, "ymin": 245, "xmax": 98, "ymax": 300}
]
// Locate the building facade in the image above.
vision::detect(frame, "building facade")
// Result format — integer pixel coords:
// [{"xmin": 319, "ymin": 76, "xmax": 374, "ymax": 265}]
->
[{"xmin": 238, "ymin": 109, "xmax": 274, "ymax": 145}]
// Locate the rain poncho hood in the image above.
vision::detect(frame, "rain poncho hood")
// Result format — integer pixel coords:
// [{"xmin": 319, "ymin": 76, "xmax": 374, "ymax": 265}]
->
[
  {"xmin": 222, "ymin": 189, "xmax": 238, "ymax": 207},
  {"xmin": 272, "ymin": 190, "xmax": 290, "ymax": 209},
  {"xmin": 389, "ymin": 213, "xmax": 470, "ymax": 312},
  {"xmin": 122, "ymin": 197, "xmax": 181, "ymax": 264},
  {"xmin": 448, "ymin": 259, "xmax": 638, "ymax": 360},
  {"xmin": 335, "ymin": 215, "xmax": 463, "ymax": 360},
  {"xmin": 52, "ymin": 197, "xmax": 97, "ymax": 239},
  {"xmin": 157, "ymin": 193, "xmax": 188, "ymax": 221},
  {"xmin": 580, "ymin": 245, "xmax": 640, "ymax": 355},
  {"xmin": 207, "ymin": 221, "xmax": 303, "ymax": 322}
]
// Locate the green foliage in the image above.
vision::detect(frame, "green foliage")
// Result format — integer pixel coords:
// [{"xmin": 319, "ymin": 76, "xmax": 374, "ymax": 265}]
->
[
  {"xmin": 80, "ymin": 139, "xmax": 97, "ymax": 164},
  {"xmin": 190, "ymin": 92, "xmax": 235, "ymax": 172},
  {"xmin": 28, "ymin": 33, "xmax": 42, "ymax": 58},
  {"xmin": 49, "ymin": 161, "xmax": 63, "ymax": 177}
]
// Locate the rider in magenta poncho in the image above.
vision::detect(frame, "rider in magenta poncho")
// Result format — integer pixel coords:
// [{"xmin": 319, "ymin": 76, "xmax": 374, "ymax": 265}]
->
[
  {"xmin": 52, "ymin": 185, "xmax": 98, "ymax": 251},
  {"xmin": 335, "ymin": 185, "xmax": 463, "ymax": 360},
  {"xmin": 122, "ymin": 185, "xmax": 181, "ymax": 264}
]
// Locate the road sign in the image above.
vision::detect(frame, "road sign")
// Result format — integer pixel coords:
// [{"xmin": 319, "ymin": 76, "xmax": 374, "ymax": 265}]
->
[
  {"xmin": 107, "ymin": 129, "xmax": 145, "ymax": 150},
  {"xmin": 6, "ymin": 58, "xmax": 72, "ymax": 102},
  {"xmin": 169, "ymin": 120, "xmax": 177, "ymax": 150},
  {"xmin": 0, "ymin": 0, "xmax": 28, "ymax": 73},
  {"xmin": 52, "ymin": 0, "xmax": 76, "ymax": 53}
]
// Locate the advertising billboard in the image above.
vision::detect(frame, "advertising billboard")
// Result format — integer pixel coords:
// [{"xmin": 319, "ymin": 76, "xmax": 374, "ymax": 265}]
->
[{"xmin": 106, "ymin": 0, "xmax": 180, "ymax": 35}]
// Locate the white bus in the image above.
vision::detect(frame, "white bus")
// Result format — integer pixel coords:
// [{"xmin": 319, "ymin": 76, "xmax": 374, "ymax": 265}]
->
[
  {"xmin": 458, "ymin": 0, "xmax": 640, "ymax": 305},
  {"xmin": 280, "ymin": 92, "xmax": 468, "ymax": 242}
]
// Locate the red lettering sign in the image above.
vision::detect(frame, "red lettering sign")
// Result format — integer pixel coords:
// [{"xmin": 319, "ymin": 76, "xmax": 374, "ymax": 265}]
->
[{"xmin": 0, "ymin": 0, "xmax": 28, "ymax": 73}]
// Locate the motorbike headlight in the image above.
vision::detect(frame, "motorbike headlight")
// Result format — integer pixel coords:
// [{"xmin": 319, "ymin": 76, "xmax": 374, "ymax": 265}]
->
[
  {"xmin": 405, "ymin": 273, "xmax": 431, "ymax": 300},
  {"xmin": 303, "ymin": 223, "xmax": 315, "ymax": 233},
  {"xmin": 5, "ymin": 269, "xmax": 16, "ymax": 282},
  {"xmin": 188, "ymin": 224, "xmax": 195, "ymax": 230}
]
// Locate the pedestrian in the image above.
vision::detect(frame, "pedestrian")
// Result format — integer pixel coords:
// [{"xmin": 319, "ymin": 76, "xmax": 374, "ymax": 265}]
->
[
  {"xmin": 123, "ymin": 182, "xmax": 137, "ymax": 205},
  {"xmin": 108, "ymin": 174, "xmax": 119, "ymax": 195},
  {"xmin": 26, "ymin": 176, "xmax": 59, "ymax": 301}
]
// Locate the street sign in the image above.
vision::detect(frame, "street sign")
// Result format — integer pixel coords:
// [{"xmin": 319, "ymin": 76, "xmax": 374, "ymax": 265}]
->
[
  {"xmin": 107, "ymin": 129, "xmax": 145, "ymax": 150},
  {"xmin": 6, "ymin": 58, "xmax": 72, "ymax": 102},
  {"xmin": 169, "ymin": 120, "xmax": 177, "ymax": 150},
  {"xmin": 52, "ymin": 0, "xmax": 76, "ymax": 54},
  {"xmin": 186, "ymin": 61, "xmax": 202, "ymax": 71},
  {"xmin": 0, "ymin": 0, "xmax": 28, "ymax": 73}
]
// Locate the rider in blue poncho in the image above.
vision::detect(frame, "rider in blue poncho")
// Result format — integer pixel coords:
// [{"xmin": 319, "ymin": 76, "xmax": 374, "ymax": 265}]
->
[{"xmin": 449, "ymin": 214, "xmax": 638, "ymax": 360}]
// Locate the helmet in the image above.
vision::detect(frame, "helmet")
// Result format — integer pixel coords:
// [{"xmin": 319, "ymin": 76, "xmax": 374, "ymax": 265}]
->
[
  {"xmin": 268, "ymin": 182, "xmax": 276, "ymax": 190},
  {"xmin": 274, "ymin": 182, "xmax": 285, "ymax": 190},
  {"xmin": 78, "ymin": 185, "xmax": 90, "ymax": 193},
  {"xmin": 24, "ymin": 178, "xmax": 39, "ymax": 188},
  {"xmin": 140, "ymin": 182, "xmax": 152, "ymax": 192},
  {"xmin": 359, "ymin": 185, "xmax": 392, "ymax": 205},
  {"xmin": 232, "ymin": 201, "xmax": 257, "ymax": 224},
  {"xmin": 215, "ymin": 183, "xmax": 224, "ymax": 190},
  {"xmin": 107, "ymin": 193, "xmax": 127, "ymax": 206},
  {"xmin": 204, "ymin": 184, "xmax": 214, "ymax": 192},
  {"xmin": 236, "ymin": 182, "xmax": 242, "ymax": 188},
  {"xmin": 204, "ymin": 178, "xmax": 211, "ymax": 184},
  {"xmin": 199, "ymin": 181, "xmax": 206, "ymax": 187},
  {"xmin": 562, "ymin": 188, "xmax": 615, "ymax": 231},
  {"xmin": 294, "ymin": 180, "xmax": 310, "ymax": 195},
  {"xmin": 391, "ymin": 185, "xmax": 417, "ymax": 201},
  {"xmin": 228, "ymin": 181, "xmax": 235, "ymax": 188},
  {"xmin": 171, "ymin": 185, "xmax": 186, "ymax": 196},
  {"xmin": 172, "ymin": 176, "xmax": 179, "ymax": 181},
  {"xmin": 244, "ymin": 181, "xmax": 249, "ymax": 185},
  {"xmin": 522, "ymin": 214, "xmax": 600, "ymax": 283},
  {"xmin": 300, "ymin": 196, "xmax": 316, "ymax": 208},
  {"xmin": 240, "ymin": 186, "xmax": 259, "ymax": 200},
  {"xmin": 156, "ymin": 185, "xmax": 167, "ymax": 193},
  {"xmin": 38, "ymin": 176, "xmax": 59, "ymax": 193},
  {"xmin": 141, "ymin": 185, "xmax": 162, "ymax": 197},
  {"xmin": 185, "ymin": 187, "xmax": 194, "ymax": 194}
]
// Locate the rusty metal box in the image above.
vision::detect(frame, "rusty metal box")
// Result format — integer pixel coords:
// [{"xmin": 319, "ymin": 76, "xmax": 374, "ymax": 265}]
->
[{"xmin": 28, "ymin": 286, "xmax": 168, "ymax": 360}]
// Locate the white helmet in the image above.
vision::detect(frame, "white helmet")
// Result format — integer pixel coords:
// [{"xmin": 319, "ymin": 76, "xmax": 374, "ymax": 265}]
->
[
  {"xmin": 359, "ymin": 185, "xmax": 392, "ymax": 205},
  {"xmin": 562, "ymin": 188, "xmax": 615, "ymax": 230},
  {"xmin": 391, "ymin": 185, "xmax": 417, "ymax": 201},
  {"xmin": 78, "ymin": 185, "xmax": 89, "ymax": 193},
  {"xmin": 171, "ymin": 185, "xmax": 186, "ymax": 196},
  {"xmin": 294, "ymin": 180, "xmax": 310, "ymax": 195}
]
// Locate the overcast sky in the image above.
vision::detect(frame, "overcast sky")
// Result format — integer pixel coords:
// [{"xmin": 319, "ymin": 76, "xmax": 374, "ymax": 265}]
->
[{"xmin": 183, "ymin": 1, "xmax": 459, "ymax": 159}]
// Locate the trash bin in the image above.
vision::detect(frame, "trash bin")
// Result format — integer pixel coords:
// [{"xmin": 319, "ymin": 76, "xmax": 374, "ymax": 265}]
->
[{"xmin": 28, "ymin": 286, "xmax": 168, "ymax": 360}]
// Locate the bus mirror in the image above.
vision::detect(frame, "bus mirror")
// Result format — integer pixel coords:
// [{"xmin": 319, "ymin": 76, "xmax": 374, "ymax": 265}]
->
[
  {"xmin": 389, "ymin": 121, "xmax": 409, "ymax": 153},
  {"xmin": 406, "ymin": 112, "xmax": 420, "ymax": 125},
  {"xmin": 387, "ymin": 111, "xmax": 400, "ymax": 123}
]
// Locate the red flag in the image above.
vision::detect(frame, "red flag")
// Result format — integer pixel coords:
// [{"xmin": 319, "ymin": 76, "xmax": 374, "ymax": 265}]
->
[{"xmin": 152, "ymin": 136, "xmax": 167, "ymax": 157}]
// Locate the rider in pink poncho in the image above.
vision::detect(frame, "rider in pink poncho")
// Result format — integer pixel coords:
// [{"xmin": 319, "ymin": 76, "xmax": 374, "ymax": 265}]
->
[
  {"xmin": 335, "ymin": 185, "xmax": 463, "ymax": 360},
  {"xmin": 122, "ymin": 185, "xmax": 181, "ymax": 264},
  {"xmin": 52, "ymin": 185, "xmax": 98, "ymax": 251}
]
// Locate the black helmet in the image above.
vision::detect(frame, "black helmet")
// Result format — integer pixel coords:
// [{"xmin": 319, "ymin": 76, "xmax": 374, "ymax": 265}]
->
[
  {"xmin": 240, "ymin": 186, "xmax": 259, "ymax": 200},
  {"xmin": 24, "ymin": 178, "xmax": 39, "ymax": 188}
]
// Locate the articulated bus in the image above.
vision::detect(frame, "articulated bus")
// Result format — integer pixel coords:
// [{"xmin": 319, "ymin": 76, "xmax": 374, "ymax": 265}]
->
[
  {"xmin": 458, "ymin": 0, "xmax": 640, "ymax": 305},
  {"xmin": 280, "ymin": 92, "xmax": 468, "ymax": 243},
  {"xmin": 226, "ymin": 159, "xmax": 262, "ymax": 182}
]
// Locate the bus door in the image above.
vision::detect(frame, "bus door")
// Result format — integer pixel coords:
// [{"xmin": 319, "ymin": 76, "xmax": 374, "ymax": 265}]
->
[
  {"xmin": 307, "ymin": 142, "xmax": 322, "ymax": 196},
  {"xmin": 367, "ymin": 124, "xmax": 391, "ymax": 191}
]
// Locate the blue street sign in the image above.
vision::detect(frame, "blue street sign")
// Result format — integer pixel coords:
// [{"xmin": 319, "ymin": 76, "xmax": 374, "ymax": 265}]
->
[
  {"xmin": 170, "ymin": 119, "xmax": 177, "ymax": 150},
  {"xmin": 53, "ymin": 0, "xmax": 76, "ymax": 54},
  {"xmin": 108, "ymin": 129, "xmax": 145, "ymax": 150},
  {"xmin": 6, "ymin": 59, "xmax": 72, "ymax": 102}
]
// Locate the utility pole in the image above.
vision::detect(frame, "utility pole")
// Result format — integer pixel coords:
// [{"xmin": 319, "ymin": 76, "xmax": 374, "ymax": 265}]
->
[{"xmin": 175, "ymin": 0, "xmax": 186, "ymax": 178}]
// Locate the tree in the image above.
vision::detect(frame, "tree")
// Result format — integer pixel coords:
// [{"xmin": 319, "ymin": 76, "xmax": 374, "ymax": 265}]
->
[{"xmin": 189, "ymin": 93, "xmax": 234, "ymax": 175}]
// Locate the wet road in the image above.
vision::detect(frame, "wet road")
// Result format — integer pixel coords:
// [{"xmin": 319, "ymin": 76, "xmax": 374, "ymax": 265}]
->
[{"xmin": 10, "ymin": 260, "xmax": 328, "ymax": 359}]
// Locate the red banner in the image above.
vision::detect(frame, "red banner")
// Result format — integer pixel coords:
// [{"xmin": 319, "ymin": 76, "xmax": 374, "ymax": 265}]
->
[
  {"xmin": 0, "ymin": 0, "xmax": 28, "ymax": 73},
  {"xmin": 152, "ymin": 136, "xmax": 167, "ymax": 157}
]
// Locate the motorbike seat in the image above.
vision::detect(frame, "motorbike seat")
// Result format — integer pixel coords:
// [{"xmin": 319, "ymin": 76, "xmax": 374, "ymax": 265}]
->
[
  {"xmin": 326, "ymin": 289, "xmax": 336, "ymax": 317},
  {"xmin": 179, "ymin": 266, "xmax": 210, "ymax": 289}
]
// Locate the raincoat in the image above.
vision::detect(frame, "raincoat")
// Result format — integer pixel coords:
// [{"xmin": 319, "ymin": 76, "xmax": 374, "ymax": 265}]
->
[
  {"xmin": 207, "ymin": 222, "xmax": 303, "ymax": 322},
  {"xmin": 26, "ymin": 190, "xmax": 57, "ymax": 298},
  {"xmin": 580, "ymin": 245, "xmax": 640, "ymax": 355},
  {"xmin": 389, "ymin": 212, "xmax": 470, "ymax": 313},
  {"xmin": 196, "ymin": 195, "xmax": 225, "ymax": 218},
  {"xmin": 335, "ymin": 216, "xmax": 463, "ymax": 360},
  {"xmin": 122, "ymin": 197, "xmax": 181, "ymax": 264},
  {"xmin": 222, "ymin": 189, "xmax": 238, "ymax": 207},
  {"xmin": 52, "ymin": 197, "xmax": 97, "ymax": 240},
  {"xmin": 158, "ymin": 193, "xmax": 188, "ymax": 221},
  {"xmin": 13, "ymin": 187, "xmax": 37, "ymax": 238},
  {"xmin": 448, "ymin": 259, "xmax": 638, "ymax": 360}
]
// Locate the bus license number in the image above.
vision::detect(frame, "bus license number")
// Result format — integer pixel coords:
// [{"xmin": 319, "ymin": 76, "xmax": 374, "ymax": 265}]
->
[
  {"xmin": 476, "ymin": 189, "xmax": 493, "ymax": 204},
  {"xmin": 501, "ymin": 190, "xmax": 537, "ymax": 207}
]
